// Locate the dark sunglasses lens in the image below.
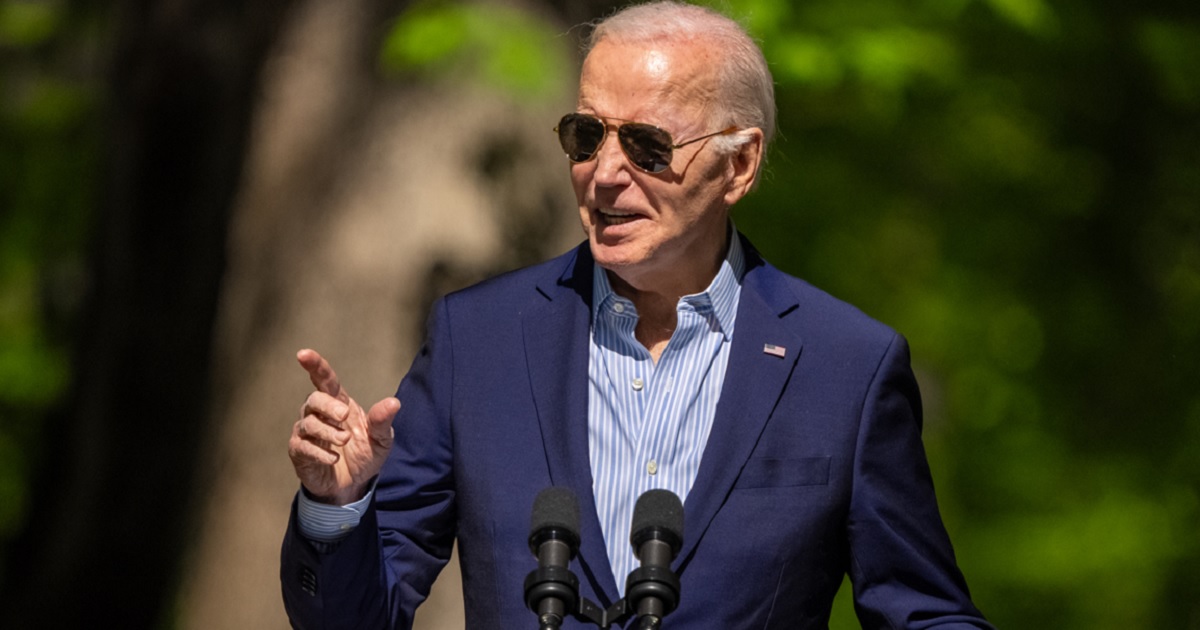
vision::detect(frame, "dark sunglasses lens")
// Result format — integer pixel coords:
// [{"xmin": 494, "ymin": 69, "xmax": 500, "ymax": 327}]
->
[
  {"xmin": 558, "ymin": 114, "xmax": 605, "ymax": 162},
  {"xmin": 619, "ymin": 124, "xmax": 673, "ymax": 173}
]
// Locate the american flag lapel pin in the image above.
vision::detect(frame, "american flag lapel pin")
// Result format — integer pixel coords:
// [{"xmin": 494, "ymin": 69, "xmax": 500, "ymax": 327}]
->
[{"xmin": 763, "ymin": 343, "xmax": 787, "ymax": 358}]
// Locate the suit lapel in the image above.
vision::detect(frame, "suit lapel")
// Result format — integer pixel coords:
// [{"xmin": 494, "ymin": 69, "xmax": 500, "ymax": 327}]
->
[
  {"xmin": 677, "ymin": 252, "xmax": 803, "ymax": 571},
  {"xmin": 521, "ymin": 247, "xmax": 622, "ymax": 602},
  {"xmin": 518, "ymin": 241, "xmax": 804, "ymax": 596}
]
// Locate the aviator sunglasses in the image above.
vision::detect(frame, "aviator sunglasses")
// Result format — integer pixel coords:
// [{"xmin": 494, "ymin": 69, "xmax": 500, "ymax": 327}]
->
[{"xmin": 555, "ymin": 113, "xmax": 737, "ymax": 174}]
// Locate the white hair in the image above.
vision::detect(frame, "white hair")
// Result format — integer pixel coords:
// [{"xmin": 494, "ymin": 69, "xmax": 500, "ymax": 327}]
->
[{"xmin": 583, "ymin": 0, "xmax": 777, "ymax": 156}]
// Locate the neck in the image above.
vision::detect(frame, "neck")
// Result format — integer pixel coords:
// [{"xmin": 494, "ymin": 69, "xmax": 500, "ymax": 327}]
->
[
  {"xmin": 605, "ymin": 246, "xmax": 725, "ymax": 364},
  {"xmin": 608, "ymin": 274, "xmax": 680, "ymax": 363}
]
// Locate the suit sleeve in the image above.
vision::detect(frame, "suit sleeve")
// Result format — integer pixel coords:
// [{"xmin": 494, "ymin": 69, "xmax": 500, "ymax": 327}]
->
[
  {"xmin": 280, "ymin": 298, "xmax": 458, "ymax": 629},
  {"xmin": 847, "ymin": 333, "xmax": 993, "ymax": 629}
]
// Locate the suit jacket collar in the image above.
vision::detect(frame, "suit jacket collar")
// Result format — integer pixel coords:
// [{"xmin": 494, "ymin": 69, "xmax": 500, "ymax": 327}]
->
[
  {"xmin": 678, "ymin": 238, "xmax": 804, "ymax": 571},
  {"xmin": 522, "ymin": 244, "xmax": 621, "ymax": 602},
  {"xmin": 521, "ymin": 237, "xmax": 803, "ymax": 602}
]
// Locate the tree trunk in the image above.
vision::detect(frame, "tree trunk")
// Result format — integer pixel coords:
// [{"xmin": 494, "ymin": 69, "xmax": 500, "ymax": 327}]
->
[
  {"xmin": 174, "ymin": 0, "xmax": 580, "ymax": 627},
  {"xmin": 0, "ymin": 1, "xmax": 297, "ymax": 627}
]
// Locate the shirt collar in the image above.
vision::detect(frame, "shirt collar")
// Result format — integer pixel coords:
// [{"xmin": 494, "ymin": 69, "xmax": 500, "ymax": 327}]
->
[{"xmin": 592, "ymin": 226, "xmax": 745, "ymax": 340}]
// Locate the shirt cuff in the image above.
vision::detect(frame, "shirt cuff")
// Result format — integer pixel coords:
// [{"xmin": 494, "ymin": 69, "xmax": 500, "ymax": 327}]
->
[{"xmin": 296, "ymin": 485, "xmax": 375, "ymax": 543}]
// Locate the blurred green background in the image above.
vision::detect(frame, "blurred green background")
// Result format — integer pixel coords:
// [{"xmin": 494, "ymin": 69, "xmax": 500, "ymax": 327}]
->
[{"xmin": 2, "ymin": 0, "xmax": 1198, "ymax": 627}]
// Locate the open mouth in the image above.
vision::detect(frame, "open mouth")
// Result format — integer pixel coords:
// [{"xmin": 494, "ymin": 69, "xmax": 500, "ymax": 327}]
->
[{"xmin": 597, "ymin": 208, "xmax": 641, "ymax": 225}]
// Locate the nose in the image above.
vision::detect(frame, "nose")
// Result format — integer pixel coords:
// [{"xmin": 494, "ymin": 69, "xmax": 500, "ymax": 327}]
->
[{"xmin": 591, "ymin": 128, "xmax": 633, "ymax": 187}]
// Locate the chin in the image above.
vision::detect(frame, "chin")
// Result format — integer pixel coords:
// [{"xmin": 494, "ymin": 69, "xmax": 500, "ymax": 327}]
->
[{"xmin": 588, "ymin": 240, "xmax": 642, "ymax": 271}]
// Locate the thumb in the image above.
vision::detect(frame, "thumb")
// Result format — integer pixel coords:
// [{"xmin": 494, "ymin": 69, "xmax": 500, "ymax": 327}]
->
[{"xmin": 366, "ymin": 397, "xmax": 400, "ymax": 448}]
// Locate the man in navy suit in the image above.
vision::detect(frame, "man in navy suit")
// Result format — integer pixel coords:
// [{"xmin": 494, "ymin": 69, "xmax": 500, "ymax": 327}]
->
[{"xmin": 281, "ymin": 2, "xmax": 992, "ymax": 628}]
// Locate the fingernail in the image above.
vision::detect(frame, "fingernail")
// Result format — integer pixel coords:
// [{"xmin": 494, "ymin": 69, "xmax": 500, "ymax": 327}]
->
[{"xmin": 334, "ymin": 404, "xmax": 348, "ymax": 418}]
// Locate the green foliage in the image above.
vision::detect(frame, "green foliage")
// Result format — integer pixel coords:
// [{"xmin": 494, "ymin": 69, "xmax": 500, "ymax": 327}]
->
[
  {"xmin": 712, "ymin": 0, "xmax": 1200, "ymax": 626},
  {"xmin": 380, "ymin": 0, "xmax": 571, "ymax": 100},
  {"xmin": 985, "ymin": 0, "xmax": 1058, "ymax": 36},
  {"xmin": 0, "ymin": 0, "xmax": 62, "ymax": 48},
  {"xmin": 1136, "ymin": 20, "xmax": 1200, "ymax": 107},
  {"xmin": 0, "ymin": 0, "xmax": 97, "ymax": 543},
  {"xmin": 372, "ymin": 1, "xmax": 1200, "ymax": 624},
  {"xmin": 0, "ymin": 0, "xmax": 1196, "ymax": 626}
]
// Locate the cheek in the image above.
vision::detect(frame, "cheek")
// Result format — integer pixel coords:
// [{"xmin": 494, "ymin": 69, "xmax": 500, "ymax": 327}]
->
[
  {"xmin": 578, "ymin": 206, "xmax": 593, "ymax": 232},
  {"xmin": 572, "ymin": 174, "xmax": 594, "ymax": 230},
  {"xmin": 683, "ymin": 163, "xmax": 732, "ymax": 214},
  {"xmin": 569, "ymin": 165, "xmax": 592, "ymax": 202}
]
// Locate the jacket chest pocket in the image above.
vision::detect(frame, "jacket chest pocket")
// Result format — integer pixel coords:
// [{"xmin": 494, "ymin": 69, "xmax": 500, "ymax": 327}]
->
[{"xmin": 734, "ymin": 456, "xmax": 830, "ymax": 489}]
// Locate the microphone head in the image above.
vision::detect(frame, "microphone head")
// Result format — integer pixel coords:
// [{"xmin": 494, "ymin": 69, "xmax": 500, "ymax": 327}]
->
[
  {"xmin": 529, "ymin": 486, "xmax": 581, "ymax": 554},
  {"xmin": 630, "ymin": 489, "xmax": 684, "ymax": 554}
]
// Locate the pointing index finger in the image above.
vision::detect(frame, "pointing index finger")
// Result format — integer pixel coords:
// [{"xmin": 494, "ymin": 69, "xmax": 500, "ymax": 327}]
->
[{"xmin": 297, "ymin": 348, "xmax": 347, "ymax": 402}]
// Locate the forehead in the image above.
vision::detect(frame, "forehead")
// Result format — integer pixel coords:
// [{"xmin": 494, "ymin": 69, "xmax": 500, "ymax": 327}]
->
[{"xmin": 577, "ymin": 39, "xmax": 718, "ymax": 126}]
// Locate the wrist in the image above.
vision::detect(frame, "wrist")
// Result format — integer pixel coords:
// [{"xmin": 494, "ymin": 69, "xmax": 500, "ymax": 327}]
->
[
  {"xmin": 302, "ymin": 484, "xmax": 366, "ymax": 507},
  {"xmin": 296, "ymin": 486, "xmax": 374, "ymax": 543},
  {"xmin": 332, "ymin": 485, "xmax": 369, "ymax": 506}
]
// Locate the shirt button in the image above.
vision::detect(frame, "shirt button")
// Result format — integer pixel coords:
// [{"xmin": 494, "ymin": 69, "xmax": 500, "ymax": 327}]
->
[
  {"xmin": 613, "ymin": 302, "xmax": 625, "ymax": 314},
  {"xmin": 632, "ymin": 377, "xmax": 644, "ymax": 391},
  {"xmin": 646, "ymin": 459, "xmax": 658, "ymax": 475}
]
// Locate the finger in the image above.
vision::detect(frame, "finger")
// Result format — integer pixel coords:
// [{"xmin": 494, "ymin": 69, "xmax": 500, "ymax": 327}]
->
[
  {"xmin": 366, "ymin": 397, "xmax": 400, "ymax": 446},
  {"xmin": 295, "ymin": 413, "xmax": 351, "ymax": 447},
  {"xmin": 290, "ymin": 438, "xmax": 339, "ymax": 467},
  {"xmin": 297, "ymin": 348, "xmax": 347, "ymax": 402},
  {"xmin": 302, "ymin": 391, "xmax": 351, "ymax": 426},
  {"xmin": 289, "ymin": 428, "xmax": 341, "ymax": 467}
]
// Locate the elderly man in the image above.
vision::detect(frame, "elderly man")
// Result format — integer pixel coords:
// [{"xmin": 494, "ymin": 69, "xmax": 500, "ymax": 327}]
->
[{"xmin": 281, "ymin": 2, "xmax": 992, "ymax": 628}]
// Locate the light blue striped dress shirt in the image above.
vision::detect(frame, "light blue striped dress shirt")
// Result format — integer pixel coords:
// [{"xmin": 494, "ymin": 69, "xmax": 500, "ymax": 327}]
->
[
  {"xmin": 297, "ymin": 236, "xmax": 746, "ymax": 596},
  {"xmin": 589, "ymin": 235, "xmax": 744, "ymax": 594}
]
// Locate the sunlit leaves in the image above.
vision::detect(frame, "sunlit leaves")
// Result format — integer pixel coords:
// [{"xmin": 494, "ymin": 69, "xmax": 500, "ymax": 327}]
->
[
  {"xmin": 983, "ymin": 0, "xmax": 1058, "ymax": 37},
  {"xmin": 1136, "ymin": 20, "xmax": 1200, "ymax": 108},
  {"xmin": 380, "ymin": 0, "xmax": 570, "ymax": 100},
  {"xmin": 959, "ymin": 468, "xmax": 1197, "ymax": 626},
  {"xmin": 0, "ymin": 0, "xmax": 62, "ymax": 48},
  {"xmin": 0, "ymin": 0, "xmax": 93, "ymax": 546},
  {"xmin": 725, "ymin": 0, "xmax": 1200, "ymax": 625},
  {"xmin": 0, "ymin": 0, "xmax": 1195, "ymax": 625},
  {"xmin": 774, "ymin": 35, "xmax": 843, "ymax": 88},
  {"xmin": 843, "ymin": 26, "xmax": 959, "ymax": 89},
  {"xmin": 6, "ymin": 77, "xmax": 90, "ymax": 131},
  {"xmin": 382, "ymin": 3, "xmax": 471, "ymax": 69},
  {"xmin": 0, "ymin": 215, "xmax": 73, "ymax": 540},
  {"xmin": 0, "ymin": 263, "xmax": 70, "ymax": 407}
]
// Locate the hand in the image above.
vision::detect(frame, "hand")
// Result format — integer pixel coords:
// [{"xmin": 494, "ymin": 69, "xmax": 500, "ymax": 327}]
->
[{"xmin": 288, "ymin": 349, "xmax": 399, "ymax": 505}]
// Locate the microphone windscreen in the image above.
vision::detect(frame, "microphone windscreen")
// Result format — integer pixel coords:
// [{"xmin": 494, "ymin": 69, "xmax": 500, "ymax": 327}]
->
[
  {"xmin": 530, "ymin": 486, "xmax": 581, "ymax": 538},
  {"xmin": 630, "ymin": 489, "xmax": 684, "ymax": 543}
]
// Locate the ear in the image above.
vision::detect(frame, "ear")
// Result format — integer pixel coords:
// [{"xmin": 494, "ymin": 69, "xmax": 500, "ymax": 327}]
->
[{"xmin": 723, "ymin": 128, "xmax": 765, "ymax": 206}]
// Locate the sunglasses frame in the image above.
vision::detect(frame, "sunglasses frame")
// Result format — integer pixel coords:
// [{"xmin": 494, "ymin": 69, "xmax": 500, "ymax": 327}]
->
[{"xmin": 555, "ymin": 113, "xmax": 738, "ymax": 174}]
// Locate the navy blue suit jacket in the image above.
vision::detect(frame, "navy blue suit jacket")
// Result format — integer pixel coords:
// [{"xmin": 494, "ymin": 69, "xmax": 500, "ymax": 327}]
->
[{"xmin": 281, "ymin": 237, "xmax": 991, "ymax": 629}]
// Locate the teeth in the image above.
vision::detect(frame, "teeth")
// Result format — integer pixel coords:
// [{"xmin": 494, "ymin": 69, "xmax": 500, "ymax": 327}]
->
[{"xmin": 598, "ymin": 208, "xmax": 637, "ymax": 225}]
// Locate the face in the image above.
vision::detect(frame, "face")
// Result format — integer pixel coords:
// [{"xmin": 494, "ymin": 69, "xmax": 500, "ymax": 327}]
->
[{"xmin": 571, "ymin": 39, "xmax": 761, "ymax": 295}]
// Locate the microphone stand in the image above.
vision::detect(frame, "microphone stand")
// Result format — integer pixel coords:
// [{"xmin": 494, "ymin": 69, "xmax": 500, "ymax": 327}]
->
[
  {"xmin": 525, "ymin": 488, "xmax": 682, "ymax": 629},
  {"xmin": 524, "ymin": 569, "xmax": 639, "ymax": 629},
  {"xmin": 634, "ymin": 617, "xmax": 663, "ymax": 630}
]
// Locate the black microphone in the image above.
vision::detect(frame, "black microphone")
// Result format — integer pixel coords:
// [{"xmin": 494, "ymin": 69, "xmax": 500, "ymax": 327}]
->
[
  {"xmin": 625, "ymin": 489, "xmax": 684, "ymax": 630},
  {"xmin": 525, "ymin": 487, "xmax": 582, "ymax": 630}
]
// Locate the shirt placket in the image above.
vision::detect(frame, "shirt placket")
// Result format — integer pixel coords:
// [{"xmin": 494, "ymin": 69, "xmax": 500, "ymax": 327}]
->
[{"xmin": 635, "ymin": 303, "xmax": 710, "ymax": 499}]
